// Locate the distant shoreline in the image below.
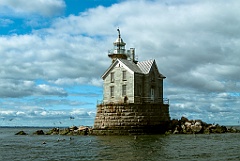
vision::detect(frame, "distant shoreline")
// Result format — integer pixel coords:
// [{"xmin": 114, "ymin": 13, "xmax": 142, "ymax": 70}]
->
[
  {"xmin": 0, "ymin": 126, "xmax": 93, "ymax": 128},
  {"xmin": 0, "ymin": 126, "xmax": 68, "ymax": 128},
  {"xmin": 1, "ymin": 125, "xmax": 240, "ymax": 128},
  {"xmin": 1, "ymin": 125, "xmax": 240, "ymax": 129}
]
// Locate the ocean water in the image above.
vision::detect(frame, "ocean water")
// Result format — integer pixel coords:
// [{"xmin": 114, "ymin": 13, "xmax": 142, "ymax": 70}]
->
[{"xmin": 0, "ymin": 127, "xmax": 240, "ymax": 161}]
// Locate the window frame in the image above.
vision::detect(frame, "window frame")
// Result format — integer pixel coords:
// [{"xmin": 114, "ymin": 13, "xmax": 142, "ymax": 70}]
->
[
  {"xmin": 122, "ymin": 70, "xmax": 127, "ymax": 81},
  {"xmin": 110, "ymin": 86, "xmax": 114, "ymax": 98},
  {"xmin": 110, "ymin": 72, "xmax": 114, "ymax": 83},
  {"xmin": 150, "ymin": 87, "xmax": 155, "ymax": 100}
]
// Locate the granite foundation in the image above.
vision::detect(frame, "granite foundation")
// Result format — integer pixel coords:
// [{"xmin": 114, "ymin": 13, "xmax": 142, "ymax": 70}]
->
[{"xmin": 93, "ymin": 103, "xmax": 170, "ymax": 135}]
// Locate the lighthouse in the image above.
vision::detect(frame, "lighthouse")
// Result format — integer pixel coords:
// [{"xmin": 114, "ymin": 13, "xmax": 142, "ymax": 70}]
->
[
  {"xmin": 108, "ymin": 28, "xmax": 128, "ymax": 62},
  {"xmin": 93, "ymin": 29, "xmax": 170, "ymax": 135}
]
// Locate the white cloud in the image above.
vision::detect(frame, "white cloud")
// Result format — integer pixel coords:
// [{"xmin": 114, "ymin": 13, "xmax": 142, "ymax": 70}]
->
[
  {"xmin": 0, "ymin": 79, "xmax": 67, "ymax": 98},
  {"xmin": 0, "ymin": 0, "xmax": 66, "ymax": 17},
  {"xmin": 0, "ymin": 105, "xmax": 95, "ymax": 126},
  {"xmin": 36, "ymin": 84, "xmax": 67, "ymax": 96},
  {"xmin": 16, "ymin": 111, "xmax": 26, "ymax": 116},
  {"xmin": 0, "ymin": 0, "xmax": 240, "ymax": 126},
  {"xmin": 52, "ymin": 77, "xmax": 102, "ymax": 87},
  {"xmin": 53, "ymin": 77, "xmax": 89, "ymax": 85},
  {"xmin": 89, "ymin": 78, "xmax": 102, "ymax": 87},
  {"xmin": 0, "ymin": 110, "xmax": 16, "ymax": 115}
]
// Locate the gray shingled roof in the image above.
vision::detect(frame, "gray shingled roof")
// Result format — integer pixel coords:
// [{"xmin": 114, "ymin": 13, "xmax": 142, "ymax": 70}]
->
[
  {"xmin": 102, "ymin": 58, "xmax": 165, "ymax": 79},
  {"xmin": 137, "ymin": 59, "xmax": 154, "ymax": 74},
  {"xmin": 120, "ymin": 59, "xmax": 154, "ymax": 74},
  {"xmin": 119, "ymin": 59, "xmax": 143, "ymax": 73}
]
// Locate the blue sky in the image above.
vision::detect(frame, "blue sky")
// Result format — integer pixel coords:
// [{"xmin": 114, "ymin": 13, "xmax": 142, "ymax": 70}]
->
[{"xmin": 0, "ymin": 0, "xmax": 240, "ymax": 127}]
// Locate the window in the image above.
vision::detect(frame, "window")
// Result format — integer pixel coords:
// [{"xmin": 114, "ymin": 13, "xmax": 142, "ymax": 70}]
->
[
  {"xmin": 122, "ymin": 85, "xmax": 126, "ymax": 96},
  {"xmin": 110, "ymin": 86, "xmax": 114, "ymax": 97},
  {"xmin": 110, "ymin": 72, "xmax": 114, "ymax": 82},
  {"xmin": 122, "ymin": 71, "xmax": 127, "ymax": 81},
  {"xmin": 150, "ymin": 87, "xmax": 154, "ymax": 100}
]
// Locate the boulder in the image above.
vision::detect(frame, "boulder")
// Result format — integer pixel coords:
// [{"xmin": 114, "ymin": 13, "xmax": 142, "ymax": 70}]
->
[
  {"xmin": 184, "ymin": 121, "xmax": 192, "ymax": 128},
  {"xmin": 45, "ymin": 128, "xmax": 59, "ymax": 135},
  {"xmin": 228, "ymin": 127, "xmax": 240, "ymax": 133},
  {"xmin": 191, "ymin": 125, "xmax": 202, "ymax": 133},
  {"xmin": 70, "ymin": 126, "xmax": 78, "ymax": 131},
  {"xmin": 33, "ymin": 130, "xmax": 45, "ymax": 135},
  {"xmin": 15, "ymin": 131, "xmax": 28, "ymax": 135},
  {"xmin": 210, "ymin": 125, "xmax": 227, "ymax": 133},
  {"xmin": 180, "ymin": 116, "xmax": 189, "ymax": 124},
  {"xmin": 77, "ymin": 126, "xmax": 90, "ymax": 135}
]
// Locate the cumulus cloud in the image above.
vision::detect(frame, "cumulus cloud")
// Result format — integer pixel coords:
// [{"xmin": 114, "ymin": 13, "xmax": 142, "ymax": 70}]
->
[
  {"xmin": 0, "ymin": 33, "xmax": 108, "ymax": 79},
  {"xmin": 36, "ymin": 84, "xmax": 67, "ymax": 96},
  {"xmin": 0, "ymin": 0, "xmax": 240, "ymax": 126},
  {"xmin": 53, "ymin": 77, "xmax": 89, "ymax": 85},
  {"xmin": 0, "ymin": 79, "xmax": 67, "ymax": 98},
  {"xmin": 0, "ymin": 0, "xmax": 66, "ymax": 17}
]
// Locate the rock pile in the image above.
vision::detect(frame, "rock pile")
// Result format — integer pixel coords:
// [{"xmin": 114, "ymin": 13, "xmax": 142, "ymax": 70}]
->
[
  {"xmin": 40, "ymin": 126, "xmax": 92, "ymax": 136},
  {"xmin": 166, "ymin": 116, "xmax": 240, "ymax": 134},
  {"xmin": 14, "ymin": 119, "xmax": 240, "ymax": 136}
]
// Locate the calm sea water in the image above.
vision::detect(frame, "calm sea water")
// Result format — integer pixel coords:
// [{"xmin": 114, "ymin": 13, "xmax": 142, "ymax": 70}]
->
[{"xmin": 0, "ymin": 127, "xmax": 240, "ymax": 161}]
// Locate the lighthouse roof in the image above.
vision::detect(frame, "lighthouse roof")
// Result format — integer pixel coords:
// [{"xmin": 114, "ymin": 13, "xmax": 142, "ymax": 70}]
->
[
  {"xmin": 102, "ymin": 59, "xmax": 166, "ymax": 79},
  {"xmin": 137, "ymin": 59, "xmax": 155, "ymax": 74},
  {"xmin": 113, "ymin": 37, "xmax": 126, "ymax": 46},
  {"xmin": 115, "ymin": 37, "xmax": 125, "ymax": 44},
  {"xmin": 113, "ymin": 28, "xmax": 126, "ymax": 46}
]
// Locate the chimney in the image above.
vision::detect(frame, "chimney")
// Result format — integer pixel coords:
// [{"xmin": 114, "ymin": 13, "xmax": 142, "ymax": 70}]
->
[{"xmin": 130, "ymin": 48, "xmax": 137, "ymax": 63}]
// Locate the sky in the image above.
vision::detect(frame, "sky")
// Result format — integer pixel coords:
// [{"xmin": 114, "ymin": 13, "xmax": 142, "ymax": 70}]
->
[{"xmin": 0, "ymin": 0, "xmax": 239, "ymax": 127}]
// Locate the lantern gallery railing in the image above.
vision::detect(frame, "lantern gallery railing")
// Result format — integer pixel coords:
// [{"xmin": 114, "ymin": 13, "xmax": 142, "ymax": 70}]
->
[
  {"xmin": 134, "ymin": 97, "xmax": 169, "ymax": 104},
  {"xmin": 97, "ymin": 97, "xmax": 169, "ymax": 105}
]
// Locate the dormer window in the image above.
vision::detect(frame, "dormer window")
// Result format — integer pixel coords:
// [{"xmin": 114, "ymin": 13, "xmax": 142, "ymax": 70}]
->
[
  {"xmin": 122, "ymin": 71, "xmax": 127, "ymax": 81},
  {"xmin": 110, "ymin": 72, "xmax": 114, "ymax": 83}
]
